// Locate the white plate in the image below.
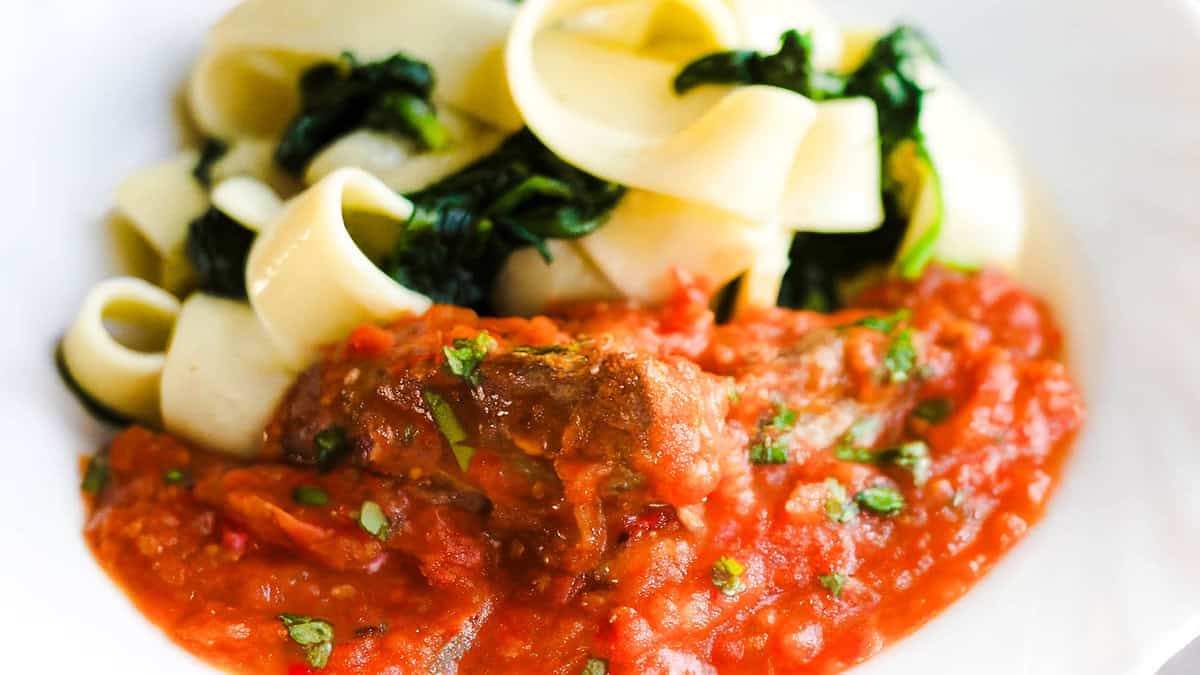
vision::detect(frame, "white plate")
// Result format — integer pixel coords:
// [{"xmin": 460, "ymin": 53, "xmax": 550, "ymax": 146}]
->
[{"xmin": 1, "ymin": 1, "xmax": 1198, "ymax": 673}]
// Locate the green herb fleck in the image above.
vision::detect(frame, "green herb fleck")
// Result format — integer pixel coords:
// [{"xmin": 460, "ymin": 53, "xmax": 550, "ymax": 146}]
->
[
  {"xmin": 884, "ymin": 329, "xmax": 918, "ymax": 383},
  {"xmin": 912, "ymin": 398, "xmax": 952, "ymax": 423},
  {"xmin": 512, "ymin": 343, "xmax": 580, "ymax": 356},
  {"xmin": 163, "ymin": 469, "xmax": 192, "ymax": 487},
  {"xmin": 422, "ymin": 390, "xmax": 475, "ymax": 471},
  {"xmin": 856, "ymin": 486, "xmax": 906, "ymax": 515},
  {"xmin": 313, "ymin": 426, "xmax": 348, "ymax": 470},
  {"xmin": 443, "ymin": 332, "xmax": 495, "ymax": 385},
  {"xmin": 767, "ymin": 402, "xmax": 798, "ymax": 432},
  {"xmin": 834, "ymin": 443, "xmax": 877, "ymax": 464},
  {"xmin": 293, "ymin": 485, "xmax": 329, "ymax": 506},
  {"xmin": 192, "ymin": 137, "xmax": 228, "ymax": 187},
  {"xmin": 728, "ymin": 387, "xmax": 741, "ymax": 404},
  {"xmin": 581, "ymin": 657, "xmax": 608, "ymax": 675},
  {"xmin": 358, "ymin": 500, "xmax": 389, "ymax": 540},
  {"xmin": 711, "ymin": 556, "xmax": 747, "ymax": 597},
  {"xmin": 824, "ymin": 478, "xmax": 859, "ymax": 524},
  {"xmin": 892, "ymin": 441, "xmax": 932, "ymax": 487},
  {"xmin": 749, "ymin": 438, "xmax": 789, "ymax": 465},
  {"xmin": 854, "ymin": 309, "xmax": 911, "ymax": 333},
  {"xmin": 278, "ymin": 614, "xmax": 334, "ymax": 669},
  {"xmin": 818, "ymin": 572, "xmax": 847, "ymax": 597},
  {"xmin": 81, "ymin": 454, "xmax": 109, "ymax": 495}
]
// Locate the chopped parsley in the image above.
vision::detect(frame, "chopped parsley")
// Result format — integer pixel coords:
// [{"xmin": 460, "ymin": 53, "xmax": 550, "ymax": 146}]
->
[
  {"xmin": 728, "ymin": 387, "xmax": 741, "ymax": 405},
  {"xmin": 163, "ymin": 469, "xmax": 192, "ymax": 487},
  {"xmin": 313, "ymin": 426, "xmax": 348, "ymax": 470},
  {"xmin": 512, "ymin": 343, "xmax": 580, "ymax": 356},
  {"xmin": 818, "ymin": 572, "xmax": 847, "ymax": 597},
  {"xmin": 856, "ymin": 486, "xmax": 906, "ymax": 515},
  {"xmin": 581, "ymin": 657, "xmax": 608, "ymax": 675},
  {"xmin": 824, "ymin": 478, "xmax": 859, "ymax": 524},
  {"xmin": 767, "ymin": 402, "xmax": 798, "ymax": 431},
  {"xmin": 278, "ymin": 614, "xmax": 334, "ymax": 669},
  {"xmin": 750, "ymin": 401, "xmax": 797, "ymax": 464},
  {"xmin": 422, "ymin": 390, "xmax": 475, "ymax": 471},
  {"xmin": 892, "ymin": 441, "xmax": 932, "ymax": 487},
  {"xmin": 711, "ymin": 556, "xmax": 747, "ymax": 597},
  {"xmin": 358, "ymin": 500, "xmax": 389, "ymax": 540},
  {"xmin": 884, "ymin": 329, "xmax": 918, "ymax": 383},
  {"xmin": 443, "ymin": 331, "xmax": 495, "ymax": 385},
  {"xmin": 853, "ymin": 309, "xmax": 911, "ymax": 333},
  {"xmin": 81, "ymin": 454, "xmax": 109, "ymax": 495},
  {"xmin": 293, "ymin": 485, "xmax": 330, "ymax": 506},
  {"xmin": 835, "ymin": 438, "xmax": 933, "ymax": 487},
  {"xmin": 912, "ymin": 397, "xmax": 953, "ymax": 423},
  {"xmin": 749, "ymin": 438, "xmax": 789, "ymax": 465}
]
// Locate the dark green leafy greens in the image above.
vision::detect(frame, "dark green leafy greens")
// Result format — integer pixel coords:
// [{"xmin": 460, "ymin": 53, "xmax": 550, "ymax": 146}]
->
[
  {"xmin": 185, "ymin": 208, "xmax": 256, "ymax": 299},
  {"xmin": 674, "ymin": 30, "xmax": 844, "ymax": 99},
  {"xmin": 385, "ymin": 129, "xmax": 625, "ymax": 309},
  {"xmin": 192, "ymin": 137, "xmax": 228, "ymax": 187},
  {"xmin": 278, "ymin": 614, "xmax": 334, "ymax": 669},
  {"xmin": 275, "ymin": 51, "xmax": 449, "ymax": 174},
  {"xmin": 676, "ymin": 27, "xmax": 941, "ymax": 310},
  {"xmin": 312, "ymin": 426, "xmax": 348, "ymax": 471}
]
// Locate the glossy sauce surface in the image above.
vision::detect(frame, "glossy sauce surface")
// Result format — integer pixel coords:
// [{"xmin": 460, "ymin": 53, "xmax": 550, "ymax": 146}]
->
[{"xmin": 84, "ymin": 267, "xmax": 1084, "ymax": 674}]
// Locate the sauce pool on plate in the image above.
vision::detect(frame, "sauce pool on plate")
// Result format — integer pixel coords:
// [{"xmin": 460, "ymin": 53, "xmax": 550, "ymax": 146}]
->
[{"xmin": 83, "ymin": 267, "xmax": 1083, "ymax": 674}]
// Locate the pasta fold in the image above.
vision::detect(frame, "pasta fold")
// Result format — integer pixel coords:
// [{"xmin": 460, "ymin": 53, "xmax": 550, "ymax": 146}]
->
[
  {"xmin": 61, "ymin": 277, "xmax": 181, "ymax": 424},
  {"xmin": 246, "ymin": 168, "xmax": 431, "ymax": 368},
  {"xmin": 189, "ymin": 0, "xmax": 522, "ymax": 140},
  {"xmin": 492, "ymin": 240, "xmax": 619, "ymax": 317},
  {"xmin": 506, "ymin": 0, "xmax": 880, "ymax": 229},
  {"xmin": 160, "ymin": 294, "xmax": 294, "ymax": 457}
]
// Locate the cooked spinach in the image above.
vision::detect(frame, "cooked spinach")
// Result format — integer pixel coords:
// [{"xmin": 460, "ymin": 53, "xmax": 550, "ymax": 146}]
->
[
  {"xmin": 677, "ymin": 27, "xmax": 941, "ymax": 310},
  {"xmin": 674, "ymin": 30, "xmax": 843, "ymax": 100},
  {"xmin": 385, "ymin": 128, "xmax": 625, "ymax": 309},
  {"xmin": 185, "ymin": 207, "xmax": 256, "ymax": 299},
  {"xmin": 275, "ymin": 51, "xmax": 449, "ymax": 174},
  {"xmin": 192, "ymin": 137, "xmax": 228, "ymax": 187}
]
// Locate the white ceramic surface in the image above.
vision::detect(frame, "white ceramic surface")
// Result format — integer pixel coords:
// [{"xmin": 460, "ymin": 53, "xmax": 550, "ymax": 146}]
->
[{"xmin": 1, "ymin": 1, "xmax": 1198, "ymax": 673}]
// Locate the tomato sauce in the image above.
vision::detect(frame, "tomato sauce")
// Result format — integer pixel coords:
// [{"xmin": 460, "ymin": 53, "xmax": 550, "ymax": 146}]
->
[{"xmin": 83, "ymin": 267, "xmax": 1084, "ymax": 674}]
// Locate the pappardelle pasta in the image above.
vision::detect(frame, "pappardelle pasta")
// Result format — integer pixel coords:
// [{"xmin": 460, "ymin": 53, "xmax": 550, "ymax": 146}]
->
[{"xmin": 66, "ymin": 3, "xmax": 1076, "ymax": 673}]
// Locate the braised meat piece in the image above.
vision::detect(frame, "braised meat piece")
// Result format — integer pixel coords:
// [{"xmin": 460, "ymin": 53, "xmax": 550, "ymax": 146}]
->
[{"xmin": 264, "ymin": 308, "xmax": 739, "ymax": 573}]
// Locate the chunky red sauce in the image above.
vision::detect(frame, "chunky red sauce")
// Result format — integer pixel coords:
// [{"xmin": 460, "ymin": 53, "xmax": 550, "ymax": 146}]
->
[{"xmin": 84, "ymin": 267, "xmax": 1083, "ymax": 674}]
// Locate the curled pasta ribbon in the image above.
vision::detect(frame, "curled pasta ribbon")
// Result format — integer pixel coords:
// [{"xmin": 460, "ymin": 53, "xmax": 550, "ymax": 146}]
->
[
  {"xmin": 246, "ymin": 168, "xmax": 431, "ymax": 368},
  {"xmin": 506, "ymin": 0, "xmax": 881, "ymax": 228},
  {"xmin": 305, "ymin": 109, "xmax": 505, "ymax": 193},
  {"xmin": 160, "ymin": 294, "xmax": 294, "ymax": 457},
  {"xmin": 493, "ymin": 240, "xmax": 619, "ymax": 316},
  {"xmin": 61, "ymin": 277, "xmax": 182, "ymax": 424},
  {"xmin": 189, "ymin": 0, "xmax": 522, "ymax": 140},
  {"xmin": 115, "ymin": 151, "xmax": 209, "ymax": 293},
  {"xmin": 211, "ymin": 176, "xmax": 284, "ymax": 232}
]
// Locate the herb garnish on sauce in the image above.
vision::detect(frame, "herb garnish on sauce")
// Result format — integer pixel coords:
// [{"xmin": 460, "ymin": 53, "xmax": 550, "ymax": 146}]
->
[
  {"xmin": 856, "ymin": 486, "xmax": 906, "ymax": 515},
  {"xmin": 818, "ymin": 572, "xmax": 847, "ymax": 597},
  {"xmin": 443, "ymin": 331, "xmax": 495, "ymax": 385},
  {"xmin": 712, "ymin": 556, "xmax": 747, "ymax": 597},
  {"xmin": 423, "ymin": 390, "xmax": 475, "ymax": 471},
  {"xmin": 278, "ymin": 614, "xmax": 334, "ymax": 669}
]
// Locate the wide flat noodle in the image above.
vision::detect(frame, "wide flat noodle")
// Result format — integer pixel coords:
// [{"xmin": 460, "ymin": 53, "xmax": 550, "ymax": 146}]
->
[
  {"xmin": 246, "ymin": 168, "xmax": 431, "ymax": 368},
  {"xmin": 305, "ymin": 109, "xmax": 505, "ymax": 193},
  {"xmin": 577, "ymin": 190, "xmax": 774, "ymax": 303},
  {"xmin": 492, "ymin": 240, "xmax": 619, "ymax": 316},
  {"xmin": 61, "ymin": 277, "xmax": 181, "ymax": 424},
  {"xmin": 919, "ymin": 67, "xmax": 1026, "ymax": 270},
  {"xmin": 189, "ymin": 0, "xmax": 522, "ymax": 140},
  {"xmin": 114, "ymin": 151, "xmax": 208, "ymax": 292},
  {"xmin": 507, "ymin": 0, "xmax": 881, "ymax": 229},
  {"xmin": 160, "ymin": 294, "xmax": 294, "ymax": 457}
]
